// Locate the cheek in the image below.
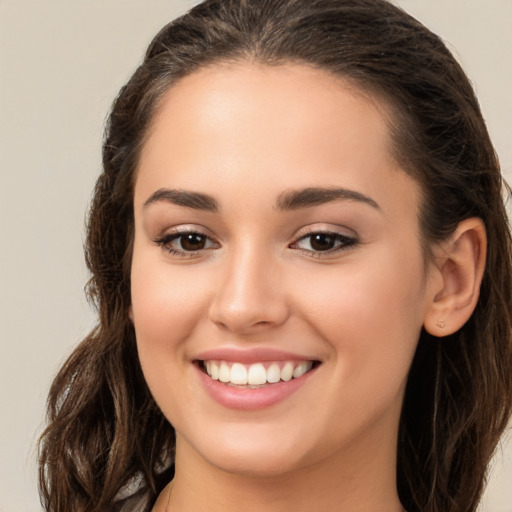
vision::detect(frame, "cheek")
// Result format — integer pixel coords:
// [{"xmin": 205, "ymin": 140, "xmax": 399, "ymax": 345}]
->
[
  {"xmin": 295, "ymin": 246, "xmax": 426, "ymax": 391},
  {"xmin": 129, "ymin": 249, "xmax": 213, "ymax": 402},
  {"xmin": 129, "ymin": 255, "xmax": 218, "ymax": 427},
  {"xmin": 131, "ymin": 255, "xmax": 210, "ymax": 344}
]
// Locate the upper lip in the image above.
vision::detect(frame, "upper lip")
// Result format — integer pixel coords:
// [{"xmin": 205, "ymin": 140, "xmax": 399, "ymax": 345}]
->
[{"xmin": 194, "ymin": 347, "xmax": 319, "ymax": 364}]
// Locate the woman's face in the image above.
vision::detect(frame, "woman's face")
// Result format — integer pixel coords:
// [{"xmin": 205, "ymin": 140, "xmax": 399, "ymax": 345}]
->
[{"xmin": 130, "ymin": 63, "xmax": 438, "ymax": 477}]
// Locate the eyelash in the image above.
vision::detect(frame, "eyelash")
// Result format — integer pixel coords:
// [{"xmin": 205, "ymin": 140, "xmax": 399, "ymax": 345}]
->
[
  {"xmin": 153, "ymin": 229, "xmax": 358, "ymax": 258},
  {"xmin": 291, "ymin": 231, "xmax": 358, "ymax": 257},
  {"xmin": 153, "ymin": 230, "xmax": 218, "ymax": 257}
]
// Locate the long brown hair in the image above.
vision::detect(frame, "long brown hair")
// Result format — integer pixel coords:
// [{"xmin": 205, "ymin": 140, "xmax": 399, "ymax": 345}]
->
[{"xmin": 38, "ymin": 1, "xmax": 512, "ymax": 511}]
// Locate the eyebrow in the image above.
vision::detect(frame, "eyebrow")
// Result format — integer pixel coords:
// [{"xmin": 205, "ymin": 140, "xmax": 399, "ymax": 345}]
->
[
  {"xmin": 143, "ymin": 188, "xmax": 220, "ymax": 212},
  {"xmin": 276, "ymin": 187, "xmax": 380, "ymax": 211},
  {"xmin": 143, "ymin": 186, "xmax": 379, "ymax": 213}
]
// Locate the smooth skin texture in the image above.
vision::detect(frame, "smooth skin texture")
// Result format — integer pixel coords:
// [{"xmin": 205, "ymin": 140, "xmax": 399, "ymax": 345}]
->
[{"xmin": 129, "ymin": 63, "xmax": 486, "ymax": 512}]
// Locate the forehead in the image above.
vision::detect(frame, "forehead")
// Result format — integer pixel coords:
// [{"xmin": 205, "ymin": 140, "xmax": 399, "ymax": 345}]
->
[
  {"xmin": 135, "ymin": 62, "xmax": 418, "ymax": 220},
  {"xmin": 143, "ymin": 62, "xmax": 392, "ymax": 155}
]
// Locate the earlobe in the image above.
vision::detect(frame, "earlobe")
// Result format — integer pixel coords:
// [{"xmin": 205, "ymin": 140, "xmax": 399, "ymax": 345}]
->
[{"xmin": 424, "ymin": 218, "xmax": 487, "ymax": 337}]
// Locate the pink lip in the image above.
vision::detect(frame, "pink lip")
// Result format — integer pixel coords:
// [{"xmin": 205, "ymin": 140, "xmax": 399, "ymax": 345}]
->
[
  {"xmin": 194, "ymin": 361, "xmax": 318, "ymax": 412},
  {"xmin": 194, "ymin": 347, "xmax": 315, "ymax": 364}
]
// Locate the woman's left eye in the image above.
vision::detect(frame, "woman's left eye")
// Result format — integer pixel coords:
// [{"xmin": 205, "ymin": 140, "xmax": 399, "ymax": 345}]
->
[{"xmin": 291, "ymin": 232, "xmax": 357, "ymax": 254}]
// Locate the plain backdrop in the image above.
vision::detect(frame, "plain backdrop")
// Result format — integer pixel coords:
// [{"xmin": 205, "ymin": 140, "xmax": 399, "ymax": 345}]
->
[{"xmin": 0, "ymin": 1, "xmax": 511, "ymax": 511}]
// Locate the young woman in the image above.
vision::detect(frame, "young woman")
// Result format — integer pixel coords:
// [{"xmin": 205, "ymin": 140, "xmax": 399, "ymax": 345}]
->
[{"xmin": 38, "ymin": 1, "xmax": 512, "ymax": 511}]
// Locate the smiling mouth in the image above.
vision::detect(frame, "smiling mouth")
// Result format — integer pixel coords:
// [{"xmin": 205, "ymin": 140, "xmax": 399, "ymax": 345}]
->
[{"xmin": 197, "ymin": 360, "xmax": 320, "ymax": 388}]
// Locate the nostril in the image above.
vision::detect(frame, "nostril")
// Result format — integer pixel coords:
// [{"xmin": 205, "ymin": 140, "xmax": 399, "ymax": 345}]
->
[{"xmin": 254, "ymin": 320, "xmax": 271, "ymax": 327}]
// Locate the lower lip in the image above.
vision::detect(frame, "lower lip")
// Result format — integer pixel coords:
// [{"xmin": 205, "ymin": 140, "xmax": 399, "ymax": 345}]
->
[{"xmin": 195, "ymin": 364, "xmax": 316, "ymax": 411}]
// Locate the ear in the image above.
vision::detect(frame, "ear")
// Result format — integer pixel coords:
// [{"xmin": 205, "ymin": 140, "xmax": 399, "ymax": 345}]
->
[
  {"xmin": 424, "ymin": 218, "xmax": 487, "ymax": 337},
  {"xmin": 128, "ymin": 305, "xmax": 134, "ymax": 323}
]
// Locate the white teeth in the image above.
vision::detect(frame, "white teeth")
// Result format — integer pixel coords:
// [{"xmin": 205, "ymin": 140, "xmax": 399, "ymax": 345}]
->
[
  {"xmin": 230, "ymin": 363, "xmax": 248, "ymax": 385},
  {"xmin": 280, "ymin": 361, "xmax": 294, "ymax": 382},
  {"xmin": 203, "ymin": 360, "xmax": 315, "ymax": 386},
  {"xmin": 247, "ymin": 363, "xmax": 267, "ymax": 385},
  {"xmin": 210, "ymin": 361, "xmax": 219, "ymax": 380},
  {"xmin": 267, "ymin": 363, "xmax": 281, "ymax": 383},
  {"xmin": 293, "ymin": 361, "xmax": 313, "ymax": 378},
  {"xmin": 219, "ymin": 361, "xmax": 231, "ymax": 383}
]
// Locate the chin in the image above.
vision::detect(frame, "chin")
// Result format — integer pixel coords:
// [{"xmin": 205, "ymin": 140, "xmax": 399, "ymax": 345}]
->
[
  {"xmin": 178, "ymin": 422, "xmax": 317, "ymax": 478},
  {"xmin": 207, "ymin": 447, "xmax": 308, "ymax": 478}
]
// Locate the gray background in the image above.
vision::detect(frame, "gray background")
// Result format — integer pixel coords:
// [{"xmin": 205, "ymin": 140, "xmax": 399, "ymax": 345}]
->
[{"xmin": 1, "ymin": 1, "xmax": 511, "ymax": 511}]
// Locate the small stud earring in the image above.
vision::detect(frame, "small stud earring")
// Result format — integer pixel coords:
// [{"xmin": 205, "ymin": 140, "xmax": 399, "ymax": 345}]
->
[{"xmin": 436, "ymin": 319, "xmax": 446, "ymax": 329}]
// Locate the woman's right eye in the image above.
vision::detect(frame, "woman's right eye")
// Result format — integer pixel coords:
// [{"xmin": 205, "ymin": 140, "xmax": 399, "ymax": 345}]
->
[{"xmin": 154, "ymin": 231, "xmax": 219, "ymax": 256}]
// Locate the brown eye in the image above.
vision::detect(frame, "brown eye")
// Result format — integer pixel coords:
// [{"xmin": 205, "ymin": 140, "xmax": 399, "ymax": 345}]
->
[
  {"xmin": 179, "ymin": 233, "xmax": 207, "ymax": 251},
  {"xmin": 292, "ymin": 231, "xmax": 357, "ymax": 255},
  {"xmin": 154, "ymin": 230, "xmax": 218, "ymax": 256},
  {"xmin": 309, "ymin": 233, "xmax": 337, "ymax": 251}
]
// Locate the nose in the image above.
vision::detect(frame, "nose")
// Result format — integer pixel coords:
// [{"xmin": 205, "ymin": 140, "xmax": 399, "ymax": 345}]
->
[{"xmin": 208, "ymin": 244, "xmax": 290, "ymax": 335}]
